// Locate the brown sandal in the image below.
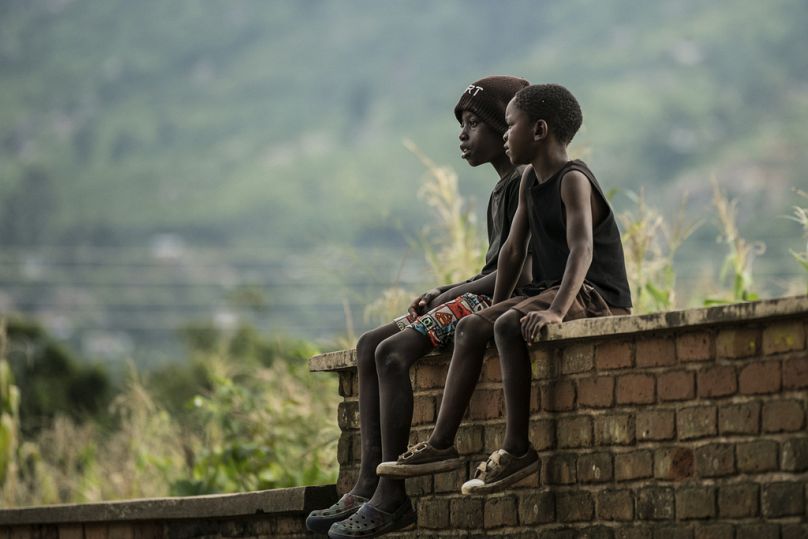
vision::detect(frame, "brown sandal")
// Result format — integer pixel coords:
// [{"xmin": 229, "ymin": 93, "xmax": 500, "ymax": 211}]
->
[{"xmin": 461, "ymin": 446, "xmax": 539, "ymax": 495}]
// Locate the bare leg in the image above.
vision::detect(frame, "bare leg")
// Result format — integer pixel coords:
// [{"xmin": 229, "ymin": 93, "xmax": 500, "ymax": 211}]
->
[
  {"xmin": 350, "ymin": 323, "xmax": 400, "ymax": 498},
  {"xmin": 493, "ymin": 309, "xmax": 532, "ymax": 455},
  {"xmin": 427, "ymin": 314, "xmax": 495, "ymax": 449},
  {"xmin": 369, "ymin": 329, "xmax": 434, "ymax": 511}
]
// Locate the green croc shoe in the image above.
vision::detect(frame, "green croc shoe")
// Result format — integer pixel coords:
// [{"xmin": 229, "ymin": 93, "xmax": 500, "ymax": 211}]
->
[
  {"xmin": 306, "ymin": 493, "xmax": 368, "ymax": 534},
  {"xmin": 328, "ymin": 498, "xmax": 416, "ymax": 539},
  {"xmin": 375, "ymin": 441, "xmax": 464, "ymax": 478}
]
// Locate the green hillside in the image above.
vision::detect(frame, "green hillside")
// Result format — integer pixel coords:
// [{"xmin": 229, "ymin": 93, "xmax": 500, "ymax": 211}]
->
[{"xmin": 0, "ymin": 0, "xmax": 806, "ymax": 364}]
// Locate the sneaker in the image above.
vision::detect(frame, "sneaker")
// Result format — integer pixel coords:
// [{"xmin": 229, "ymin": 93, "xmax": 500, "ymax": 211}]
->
[
  {"xmin": 461, "ymin": 446, "xmax": 539, "ymax": 495},
  {"xmin": 375, "ymin": 441, "xmax": 464, "ymax": 478}
]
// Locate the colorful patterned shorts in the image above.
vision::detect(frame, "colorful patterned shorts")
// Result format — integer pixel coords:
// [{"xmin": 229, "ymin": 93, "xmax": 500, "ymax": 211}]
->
[{"xmin": 393, "ymin": 292, "xmax": 492, "ymax": 350}]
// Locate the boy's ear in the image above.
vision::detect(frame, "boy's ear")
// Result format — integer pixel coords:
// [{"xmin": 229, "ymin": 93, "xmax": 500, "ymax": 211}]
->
[{"xmin": 533, "ymin": 119, "xmax": 549, "ymax": 141}]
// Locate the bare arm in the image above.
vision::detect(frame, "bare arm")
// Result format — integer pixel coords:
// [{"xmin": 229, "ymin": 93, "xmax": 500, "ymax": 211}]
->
[
  {"xmin": 492, "ymin": 166, "xmax": 533, "ymax": 303},
  {"xmin": 521, "ymin": 170, "xmax": 594, "ymax": 340}
]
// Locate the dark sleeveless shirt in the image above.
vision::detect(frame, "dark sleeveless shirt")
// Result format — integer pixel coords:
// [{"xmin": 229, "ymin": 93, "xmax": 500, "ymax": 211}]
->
[
  {"xmin": 523, "ymin": 160, "xmax": 632, "ymax": 308},
  {"xmin": 478, "ymin": 166, "xmax": 524, "ymax": 276}
]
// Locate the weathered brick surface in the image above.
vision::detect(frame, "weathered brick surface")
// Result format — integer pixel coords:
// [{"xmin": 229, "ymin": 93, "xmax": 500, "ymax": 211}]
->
[
  {"xmin": 561, "ymin": 343, "xmax": 594, "ymax": 374},
  {"xmin": 653, "ymin": 447, "xmax": 694, "ymax": 481},
  {"xmin": 677, "ymin": 406, "xmax": 716, "ymax": 440},
  {"xmin": 615, "ymin": 450, "xmax": 653, "ymax": 481},
  {"xmin": 735, "ymin": 524, "xmax": 780, "ymax": 539},
  {"xmin": 657, "ymin": 370, "xmax": 695, "ymax": 401},
  {"xmin": 693, "ymin": 524, "xmax": 733, "ymax": 539},
  {"xmin": 736, "ymin": 440, "xmax": 778, "ymax": 473},
  {"xmin": 782, "ymin": 357, "xmax": 808, "ymax": 389},
  {"xmin": 696, "ymin": 366, "xmax": 737, "ymax": 398},
  {"xmin": 636, "ymin": 409, "xmax": 675, "ymax": 441},
  {"xmin": 716, "ymin": 327, "xmax": 760, "ymax": 358},
  {"xmin": 518, "ymin": 491, "xmax": 555, "ymax": 525},
  {"xmin": 484, "ymin": 495, "xmax": 518, "ymax": 528},
  {"xmin": 468, "ymin": 388, "xmax": 503, "ymax": 420},
  {"xmin": 617, "ymin": 374, "xmax": 655, "ymax": 404},
  {"xmin": 636, "ymin": 487, "xmax": 674, "ymax": 520},
  {"xmin": 541, "ymin": 379, "xmax": 576, "ymax": 412},
  {"xmin": 595, "ymin": 413, "xmax": 635, "ymax": 446},
  {"xmin": 675, "ymin": 486, "xmax": 715, "ymax": 519},
  {"xmin": 738, "ymin": 360, "xmax": 781, "ymax": 394},
  {"xmin": 676, "ymin": 331, "xmax": 712, "ymax": 362},
  {"xmin": 636, "ymin": 337, "xmax": 676, "ymax": 367},
  {"xmin": 718, "ymin": 482, "xmax": 759, "ymax": 517},
  {"xmin": 596, "ymin": 340, "xmax": 633, "ymax": 370},
  {"xmin": 597, "ymin": 489, "xmax": 634, "ymax": 521},
  {"xmin": 781, "ymin": 436, "xmax": 808, "ymax": 471},
  {"xmin": 450, "ymin": 496, "xmax": 484, "ymax": 529},
  {"xmin": 556, "ymin": 491, "xmax": 594, "ymax": 522},
  {"xmin": 577, "ymin": 376, "xmax": 614, "ymax": 408},
  {"xmin": 761, "ymin": 482, "xmax": 804, "ymax": 517},
  {"xmin": 718, "ymin": 401, "xmax": 759, "ymax": 434},
  {"xmin": 762, "ymin": 399, "xmax": 805, "ymax": 432},
  {"xmin": 762, "ymin": 320, "xmax": 806, "ymax": 355},
  {"xmin": 545, "ymin": 453, "xmax": 577, "ymax": 485},
  {"xmin": 576, "ymin": 452, "xmax": 612, "ymax": 483},
  {"xmin": 556, "ymin": 416, "xmax": 592, "ymax": 448},
  {"xmin": 694, "ymin": 443, "xmax": 735, "ymax": 477}
]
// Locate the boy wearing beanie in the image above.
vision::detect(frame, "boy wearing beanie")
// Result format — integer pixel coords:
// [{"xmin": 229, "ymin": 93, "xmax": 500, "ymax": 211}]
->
[
  {"xmin": 377, "ymin": 84, "xmax": 632, "ymax": 495},
  {"xmin": 306, "ymin": 76, "xmax": 531, "ymax": 538}
]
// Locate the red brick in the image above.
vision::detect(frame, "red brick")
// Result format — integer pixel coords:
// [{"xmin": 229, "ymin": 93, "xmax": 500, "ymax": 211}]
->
[
  {"xmin": 412, "ymin": 395, "xmax": 435, "ymax": 425},
  {"xmin": 418, "ymin": 496, "xmax": 450, "ymax": 528},
  {"xmin": 450, "ymin": 496, "xmax": 484, "ymax": 529},
  {"xmin": 636, "ymin": 336, "xmax": 676, "ymax": 367},
  {"xmin": 636, "ymin": 487, "xmax": 674, "ymax": 520},
  {"xmin": 636, "ymin": 409, "xmax": 675, "ymax": 441},
  {"xmin": 718, "ymin": 483, "xmax": 759, "ymax": 518},
  {"xmin": 762, "ymin": 481, "xmax": 805, "ymax": 517},
  {"xmin": 718, "ymin": 401, "xmax": 760, "ymax": 435},
  {"xmin": 676, "ymin": 486, "xmax": 716, "ymax": 519},
  {"xmin": 531, "ymin": 347, "xmax": 557, "ymax": 380},
  {"xmin": 518, "ymin": 491, "xmax": 555, "ymax": 525},
  {"xmin": 577, "ymin": 376, "xmax": 614, "ymax": 408},
  {"xmin": 577, "ymin": 452, "xmax": 613, "ymax": 483},
  {"xmin": 695, "ymin": 443, "xmax": 735, "ymax": 477},
  {"xmin": 597, "ymin": 489, "xmax": 634, "ymax": 520},
  {"xmin": 556, "ymin": 490, "xmax": 594, "ymax": 522},
  {"xmin": 697, "ymin": 365, "xmax": 737, "ymax": 398},
  {"xmin": 657, "ymin": 370, "xmax": 695, "ymax": 401},
  {"xmin": 736, "ymin": 440, "xmax": 778, "ymax": 473},
  {"xmin": 762, "ymin": 320, "xmax": 806, "ymax": 355},
  {"xmin": 654, "ymin": 447, "xmax": 695, "ymax": 480},
  {"xmin": 556, "ymin": 416, "xmax": 593, "ymax": 448},
  {"xmin": 529, "ymin": 419, "xmax": 556, "ymax": 451},
  {"xmin": 614, "ymin": 450, "xmax": 653, "ymax": 481},
  {"xmin": 456, "ymin": 425, "xmax": 484, "ymax": 455},
  {"xmin": 762, "ymin": 399, "xmax": 805, "ymax": 432},
  {"xmin": 694, "ymin": 524, "xmax": 734, "ymax": 539},
  {"xmin": 739, "ymin": 360, "xmax": 781, "ymax": 394},
  {"xmin": 716, "ymin": 327, "xmax": 760, "ymax": 358},
  {"xmin": 544, "ymin": 453, "xmax": 577, "ymax": 484},
  {"xmin": 616, "ymin": 373, "xmax": 655, "ymax": 404},
  {"xmin": 481, "ymin": 356, "xmax": 501, "ymax": 383},
  {"xmin": 594, "ymin": 413, "xmax": 635, "ymax": 446},
  {"xmin": 561, "ymin": 343, "xmax": 594, "ymax": 374},
  {"xmin": 542, "ymin": 379, "xmax": 576, "ymax": 412},
  {"xmin": 677, "ymin": 406, "xmax": 717, "ymax": 440},
  {"xmin": 58, "ymin": 527, "xmax": 83, "ymax": 539},
  {"xmin": 415, "ymin": 362, "xmax": 450, "ymax": 389},
  {"xmin": 484, "ymin": 495, "xmax": 518, "ymax": 528},
  {"xmin": 676, "ymin": 331, "xmax": 712, "ymax": 362},
  {"xmin": 596, "ymin": 340, "xmax": 633, "ymax": 370},
  {"xmin": 469, "ymin": 389, "xmax": 503, "ymax": 420},
  {"xmin": 783, "ymin": 358, "xmax": 808, "ymax": 389}
]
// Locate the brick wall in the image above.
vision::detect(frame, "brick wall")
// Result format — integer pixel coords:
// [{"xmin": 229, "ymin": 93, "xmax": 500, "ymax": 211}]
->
[
  {"xmin": 0, "ymin": 485, "xmax": 337, "ymax": 539},
  {"xmin": 319, "ymin": 296, "xmax": 808, "ymax": 538}
]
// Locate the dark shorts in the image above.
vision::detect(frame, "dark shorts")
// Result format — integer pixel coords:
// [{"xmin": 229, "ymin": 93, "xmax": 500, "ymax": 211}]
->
[
  {"xmin": 474, "ymin": 283, "xmax": 630, "ymax": 325},
  {"xmin": 393, "ymin": 292, "xmax": 492, "ymax": 349}
]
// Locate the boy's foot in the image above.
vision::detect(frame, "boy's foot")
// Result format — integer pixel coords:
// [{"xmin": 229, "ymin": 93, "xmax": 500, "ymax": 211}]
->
[
  {"xmin": 461, "ymin": 446, "xmax": 539, "ymax": 495},
  {"xmin": 328, "ymin": 498, "xmax": 416, "ymax": 539},
  {"xmin": 305, "ymin": 493, "xmax": 368, "ymax": 534},
  {"xmin": 375, "ymin": 441, "xmax": 464, "ymax": 477}
]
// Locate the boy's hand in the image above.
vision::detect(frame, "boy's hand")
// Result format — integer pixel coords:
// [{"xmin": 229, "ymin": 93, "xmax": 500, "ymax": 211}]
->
[
  {"xmin": 520, "ymin": 310, "xmax": 563, "ymax": 343},
  {"xmin": 409, "ymin": 288, "xmax": 442, "ymax": 316}
]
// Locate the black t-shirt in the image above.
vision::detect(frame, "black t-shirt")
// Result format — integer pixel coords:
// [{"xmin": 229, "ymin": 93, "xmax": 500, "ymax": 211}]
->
[
  {"xmin": 478, "ymin": 166, "xmax": 524, "ymax": 276},
  {"xmin": 523, "ymin": 160, "xmax": 632, "ymax": 308}
]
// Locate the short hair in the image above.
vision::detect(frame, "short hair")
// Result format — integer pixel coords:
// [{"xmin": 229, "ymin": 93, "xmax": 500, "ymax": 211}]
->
[{"xmin": 513, "ymin": 84, "xmax": 582, "ymax": 145}]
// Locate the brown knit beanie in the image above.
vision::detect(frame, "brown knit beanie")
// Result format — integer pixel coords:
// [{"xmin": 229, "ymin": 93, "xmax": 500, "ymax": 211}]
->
[{"xmin": 454, "ymin": 75, "xmax": 530, "ymax": 135}]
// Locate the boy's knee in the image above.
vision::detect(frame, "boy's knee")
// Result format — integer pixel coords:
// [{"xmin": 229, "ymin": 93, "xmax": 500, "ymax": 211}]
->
[
  {"xmin": 374, "ymin": 339, "xmax": 410, "ymax": 376},
  {"xmin": 493, "ymin": 309, "xmax": 523, "ymax": 342},
  {"xmin": 455, "ymin": 315, "xmax": 491, "ymax": 349}
]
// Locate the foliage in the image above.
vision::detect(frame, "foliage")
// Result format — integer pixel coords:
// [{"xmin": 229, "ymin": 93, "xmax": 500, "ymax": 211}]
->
[
  {"xmin": 617, "ymin": 190, "xmax": 701, "ymax": 313},
  {"xmin": 705, "ymin": 179, "xmax": 766, "ymax": 304},
  {"xmin": 0, "ymin": 322, "xmax": 21, "ymax": 486},
  {"xmin": 785, "ymin": 189, "xmax": 808, "ymax": 285}
]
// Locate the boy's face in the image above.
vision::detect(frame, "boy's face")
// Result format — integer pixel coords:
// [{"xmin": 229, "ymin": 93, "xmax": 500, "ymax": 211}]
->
[
  {"xmin": 458, "ymin": 110, "xmax": 505, "ymax": 167},
  {"xmin": 503, "ymin": 98, "xmax": 535, "ymax": 165}
]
